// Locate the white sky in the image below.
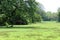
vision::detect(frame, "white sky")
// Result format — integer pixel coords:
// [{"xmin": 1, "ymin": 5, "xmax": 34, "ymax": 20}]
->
[{"xmin": 36, "ymin": 0, "xmax": 60, "ymax": 12}]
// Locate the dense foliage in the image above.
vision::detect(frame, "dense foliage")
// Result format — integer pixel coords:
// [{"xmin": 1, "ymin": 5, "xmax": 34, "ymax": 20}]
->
[{"xmin": 0, "ymin": 0, "xmax": 42, "ymax": 27}]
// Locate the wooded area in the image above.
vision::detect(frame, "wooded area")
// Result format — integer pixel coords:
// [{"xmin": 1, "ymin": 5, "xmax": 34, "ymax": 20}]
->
[{"xmin": 0, "ymin": 0, "xmax": 60, "ymax": 27}]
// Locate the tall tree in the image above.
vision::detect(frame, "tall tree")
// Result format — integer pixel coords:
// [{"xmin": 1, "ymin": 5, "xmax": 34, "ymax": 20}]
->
[{"xmin": 0, "ymin": 0, "xmax": 42, "ymax": 27}]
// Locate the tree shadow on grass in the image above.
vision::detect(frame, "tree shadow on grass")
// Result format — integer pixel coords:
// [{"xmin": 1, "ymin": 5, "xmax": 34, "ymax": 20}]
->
[
  {"xmin": 0, "ymin": 26, "xmax": 38, "ymax": 29},
  {"xmin": 9, "ymin": 27, "xmax": 37, "ymax": 29}
]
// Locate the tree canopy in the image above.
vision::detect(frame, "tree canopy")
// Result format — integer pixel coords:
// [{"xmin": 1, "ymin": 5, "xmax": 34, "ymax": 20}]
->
[{"xmin": 0, "ymin": 0, "xmax": 42, "ymax": 27}]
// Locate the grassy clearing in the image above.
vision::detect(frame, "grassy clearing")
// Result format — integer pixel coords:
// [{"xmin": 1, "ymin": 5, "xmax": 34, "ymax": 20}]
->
[{"xmin": 0, "ymin": 21, "xmax": 60, "ymax": 40}]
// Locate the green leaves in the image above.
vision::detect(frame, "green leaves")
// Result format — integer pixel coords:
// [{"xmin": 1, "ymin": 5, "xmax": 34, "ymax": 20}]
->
[{"xmin": 0, "ymin": 0, "xmax": 42, "ymax": 26}]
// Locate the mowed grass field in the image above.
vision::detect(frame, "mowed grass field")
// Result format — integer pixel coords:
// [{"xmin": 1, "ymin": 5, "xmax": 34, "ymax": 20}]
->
[{"xmin": 0, "ymin": 21, "xmax": 60, "ymax": 40}]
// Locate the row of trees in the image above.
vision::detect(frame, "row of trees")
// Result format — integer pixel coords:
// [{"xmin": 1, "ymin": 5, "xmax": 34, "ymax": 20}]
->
[{"xmin": 37, "ymin": 7, "xmax": 60, "ymax": 22}]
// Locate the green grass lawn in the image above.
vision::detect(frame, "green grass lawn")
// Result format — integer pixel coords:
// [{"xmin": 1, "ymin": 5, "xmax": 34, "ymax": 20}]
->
[{"xmin": 0, "ymin": 21, "xmax": 60, "ymax": 40}]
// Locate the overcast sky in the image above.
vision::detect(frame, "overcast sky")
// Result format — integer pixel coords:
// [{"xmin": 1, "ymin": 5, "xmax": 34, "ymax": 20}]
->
[{"xmin": 36, "ymin": 0, "xmax": 60, "ymax": 12}]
